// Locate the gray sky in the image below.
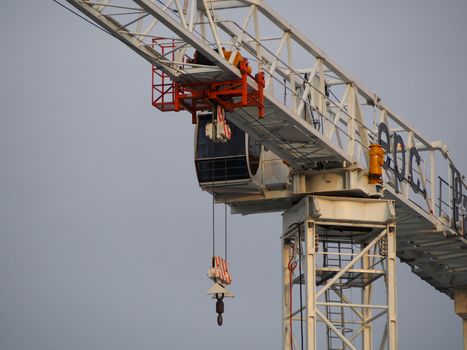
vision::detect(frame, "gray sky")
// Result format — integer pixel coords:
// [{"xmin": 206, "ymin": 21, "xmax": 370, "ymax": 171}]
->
[{"xmin": 1, "ymin": 0, "xmax": 466, "ymax": 349}]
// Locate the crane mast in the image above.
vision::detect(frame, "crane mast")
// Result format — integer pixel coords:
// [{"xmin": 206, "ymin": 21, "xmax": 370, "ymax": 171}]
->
[{"xmin": 61, "ymin": 1, "xmax": 467, "ymax": 349}]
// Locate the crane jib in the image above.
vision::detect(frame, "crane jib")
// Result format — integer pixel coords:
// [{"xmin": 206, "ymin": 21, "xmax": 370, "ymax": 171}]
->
[
  {"xmin": 378, "ymin": 121, "xmax": 467, "ymax": 236},
  {"xmin": 59, "ymin": 0, "xmax": 467, "ymax": 304},
  {"xmin": 55, "ymin": 0, "xmax": 467, "ymax": 347}
]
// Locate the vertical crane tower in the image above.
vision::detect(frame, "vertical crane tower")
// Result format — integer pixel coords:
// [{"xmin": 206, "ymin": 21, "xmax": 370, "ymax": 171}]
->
[{"xmin": 61, "ymin": 1, "xmax": 467, "ymax": 348}]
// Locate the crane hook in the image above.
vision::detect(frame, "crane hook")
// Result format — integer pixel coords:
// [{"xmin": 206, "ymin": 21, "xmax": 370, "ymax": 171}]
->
[{"xmin": 216, "ymin": 293, "xmax": 224, "ymax": 326}]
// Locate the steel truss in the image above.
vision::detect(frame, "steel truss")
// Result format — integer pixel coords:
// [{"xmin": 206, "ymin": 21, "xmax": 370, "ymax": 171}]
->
[
  {"xmin": 282, "ymin": 196, "xmax": 397, "ymax": 350},
  {"xmin": 60, "ymin": 0, "xmax": 467, "ymax": 324},
  {"xmin": 63, "ymin": 0, "xmax": 467, "ymax": 297},
  {"xmin": 63, "ymin": 0, "xmax": 465, "ymax": 180}
]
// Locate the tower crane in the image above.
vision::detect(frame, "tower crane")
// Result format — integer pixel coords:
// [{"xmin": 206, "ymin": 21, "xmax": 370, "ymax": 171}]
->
[{"xmin": 57, "ymin": 1, "xmax": 467, "ymax": 349}]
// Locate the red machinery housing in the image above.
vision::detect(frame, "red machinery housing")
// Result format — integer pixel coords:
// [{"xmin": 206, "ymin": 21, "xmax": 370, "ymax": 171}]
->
[{"xmin": 152, "ymin": 38, "xmax": 265, "ymax": 122}]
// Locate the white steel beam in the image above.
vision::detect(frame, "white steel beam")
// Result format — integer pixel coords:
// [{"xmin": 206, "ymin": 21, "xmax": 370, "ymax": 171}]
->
[
  {"xmin": 282, "ymin": 239, "xmax": 292, "ymax": 350},
  {"xmin": 305, "ymin": 220, "xmax": 317, "ymax": 350},
  {"xmin": 282, "ymin": 197, "xmax": 398, "ymax": 350},
  {"xmin": 387, "ymin": 226, "xmax": 398, "ymax": 349}
]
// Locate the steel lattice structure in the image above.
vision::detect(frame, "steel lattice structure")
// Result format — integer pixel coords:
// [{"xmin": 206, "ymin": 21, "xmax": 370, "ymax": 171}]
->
[{"xmin": 61, "ymin": 1, "xmax": 467, "ymax": 348}]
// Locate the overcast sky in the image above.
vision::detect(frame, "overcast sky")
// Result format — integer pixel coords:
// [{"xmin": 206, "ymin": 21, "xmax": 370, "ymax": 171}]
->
[{"xmin": 1, "ymin": 0, "xmax": 466, "ymax": 349}]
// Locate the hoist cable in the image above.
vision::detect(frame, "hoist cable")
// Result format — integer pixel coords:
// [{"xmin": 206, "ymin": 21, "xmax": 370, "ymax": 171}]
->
[
  {"xmin": 224, "ymin": 201, "xmax": 227, "ymax": 261},
  {"xmin": 224, "ymin": 137, "xmax": 228, "ymax": 261},
  {"xmin": 287, "ymin": 243, "xmax": 297, "ymax": 349},
  {"xmin": 211, "ymin": 113, "xmax": 216, "ymax": 261},
  {"xmin": 212, "ymin": 189, "xmax": 215, "ymax": 259},
  {"xmin": 51, "ymin": 0, "xmax": 191, "ymax": 76},
  {"xmin": 51, "ymin": 0, "xmax": 110, "ymax": 35}
]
